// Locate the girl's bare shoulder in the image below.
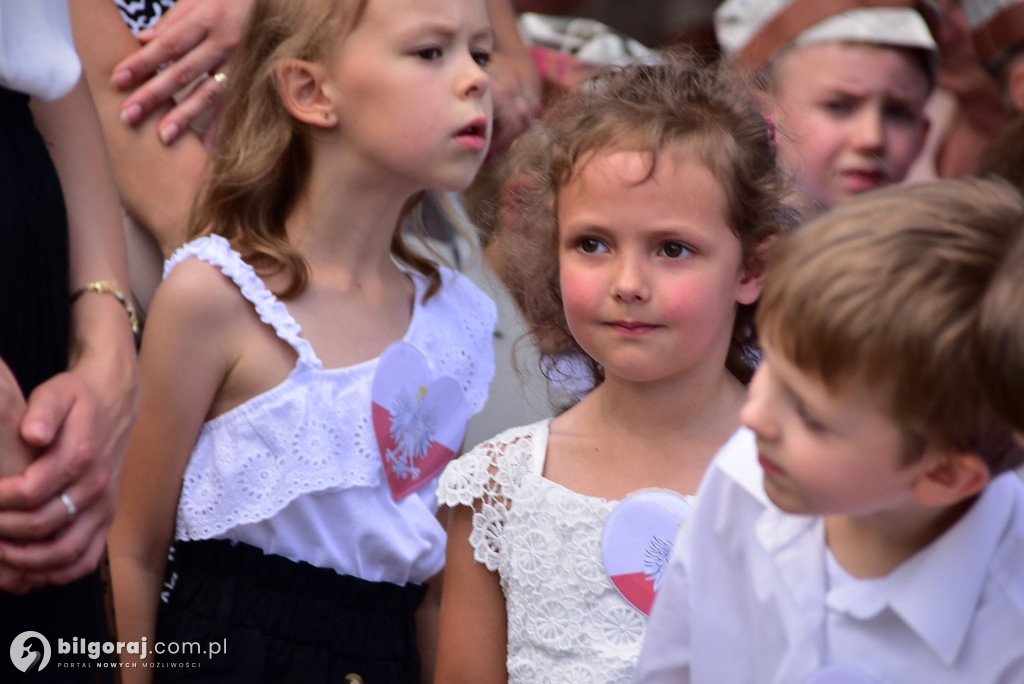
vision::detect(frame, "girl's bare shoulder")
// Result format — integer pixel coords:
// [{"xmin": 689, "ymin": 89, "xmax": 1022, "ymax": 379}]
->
[{"xmin": 155, "ymin": 256, "xmax": 254, "ymax": 328}]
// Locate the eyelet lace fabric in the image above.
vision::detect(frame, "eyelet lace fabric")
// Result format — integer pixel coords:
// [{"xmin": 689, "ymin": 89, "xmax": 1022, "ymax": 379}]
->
[
  {"xmin": 166, "ymin": 235, "xmax": 497, "ymax": 541},
  {"xmin": 438, "ymin": 420, "xmax": 648, "ymax": 683}
]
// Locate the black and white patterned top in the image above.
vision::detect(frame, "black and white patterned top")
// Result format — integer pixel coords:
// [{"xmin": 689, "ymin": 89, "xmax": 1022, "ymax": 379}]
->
[{"xmin": 113, "ymin": 0, "xmax": 177, "ymax": 34}]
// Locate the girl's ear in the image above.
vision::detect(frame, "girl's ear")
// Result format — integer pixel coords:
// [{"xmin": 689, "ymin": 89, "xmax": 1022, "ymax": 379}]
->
[
  {"xmin": 736, "ymin": 235, "xmax": 776, "ymax": 306},
  {"xmin": 911, "ymin": 451, "xmax": 990, "ymax": 508},
  {"xmin": 276, "ymin": 58, "xmax": 337, "ymax": 127}
]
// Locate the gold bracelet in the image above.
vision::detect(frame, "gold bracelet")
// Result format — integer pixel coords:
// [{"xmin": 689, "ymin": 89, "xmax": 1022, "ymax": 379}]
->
[{"xmin": 70, "ymin": 280, "xmax": 140, "ymax": 336}]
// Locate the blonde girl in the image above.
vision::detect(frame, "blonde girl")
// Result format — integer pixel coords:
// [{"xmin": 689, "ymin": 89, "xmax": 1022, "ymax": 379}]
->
[{"xmin": 108, "ymin": 0, "xmax": 497, "ymax": 680}]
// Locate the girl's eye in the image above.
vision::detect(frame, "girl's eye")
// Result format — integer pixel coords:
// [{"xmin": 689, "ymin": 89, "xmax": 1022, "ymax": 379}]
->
[
  {"xmin": 415, "ymin": 47, "xmax": 443, "ymax": 60},
  {"xmin": 472, "ymin": 50, "xmax": 492, "ymax": 67},
  {"xmin": 577, "ymin": 238, "xmax": 608, "ymax": 254},
  {"xmin": 660, "ymin": 242, "xmax": 692, "ymax": 259},
  {"xmin": 822, "ymin": 100, "xmax": 852, "ymax": 116}
]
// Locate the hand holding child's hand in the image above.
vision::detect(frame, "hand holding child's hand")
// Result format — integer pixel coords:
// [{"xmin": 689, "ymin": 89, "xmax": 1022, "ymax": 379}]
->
[
  {"xmin": 0, "ymin": 338, "xmax": 138, "ymax": 592},
  {"xmin": 0, "ymin": 360, "xmax": 34, "ymax": 479}
]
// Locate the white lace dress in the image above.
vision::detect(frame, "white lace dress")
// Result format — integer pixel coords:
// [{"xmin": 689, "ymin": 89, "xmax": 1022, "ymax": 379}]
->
[{"xmin": 437, "ymin": 419, "xmax": 650, "ymax": 683}]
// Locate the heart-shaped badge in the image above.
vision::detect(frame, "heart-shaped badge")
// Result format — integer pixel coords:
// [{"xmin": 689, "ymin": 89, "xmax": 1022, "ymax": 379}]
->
[
  {"xmin": 371, "ymin": 342, "xmax": 468, "ymax": 501},
  {"xmin": 601, "ymin": 489, "xmax": 693, "ymax": 615}
]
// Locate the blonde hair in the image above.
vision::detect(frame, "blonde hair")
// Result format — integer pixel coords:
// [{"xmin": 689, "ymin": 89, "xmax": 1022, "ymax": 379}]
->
[
  {"xmin": 759, "ymin": 178, "xmax": 1024, "ymax": 474},
  {"xmin": 188, "ymin": 0, "xmax": 442, "ymax": 299},
  {"xmin": 485, "ymin": 50, "xmax": 794, "ymax": 387}
]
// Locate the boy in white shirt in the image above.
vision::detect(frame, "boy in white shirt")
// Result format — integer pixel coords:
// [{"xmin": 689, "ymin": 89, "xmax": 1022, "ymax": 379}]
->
[
  {"xmin": 715, "ymin": 0, "xmax": 936, "ymax": 216},
  {"xmin": 633, "ymin": 177, "xmax": 1024, "ymax": 684}
]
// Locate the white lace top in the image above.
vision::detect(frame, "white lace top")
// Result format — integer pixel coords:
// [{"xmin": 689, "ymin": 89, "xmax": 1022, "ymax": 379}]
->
[
  {"xmin": 438, "ymin": 419, "xmax": 658, "ymax": 683},
  {"xmin": 165, "ymin": 235, "xmax": 497, "ymax": 585}
]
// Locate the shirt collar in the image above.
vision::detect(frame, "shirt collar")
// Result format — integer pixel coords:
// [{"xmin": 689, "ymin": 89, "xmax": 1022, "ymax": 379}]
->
[
  {"xmin": 716, "ymin": 426, "xmax": 770, "ymax": 505},
  {"xmin": 830, "ymin": 473, "xmax": 1018, "ymax": 665}
]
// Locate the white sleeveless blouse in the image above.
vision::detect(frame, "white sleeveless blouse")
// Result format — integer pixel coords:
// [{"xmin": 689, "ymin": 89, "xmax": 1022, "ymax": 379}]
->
[{"xmin": 165, "ymin": 235, "xmax": 497, "ymax": 584}]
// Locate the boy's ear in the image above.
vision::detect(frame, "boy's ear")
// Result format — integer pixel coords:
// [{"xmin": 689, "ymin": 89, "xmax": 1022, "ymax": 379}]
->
[
  {"xmin": 911, "ymin": 451, "xmax": 990, "ymax": 507},
  {"xmin": 1010, "ymin": 63, "xmax": 1024, "ymax": 112},
  {"xmin": 276, "ymin": 58, "xmax": 337, "ymax": 127},
  {"xmin": 736, "ymin": 235, "xmax": 776, "ymax": 306}
]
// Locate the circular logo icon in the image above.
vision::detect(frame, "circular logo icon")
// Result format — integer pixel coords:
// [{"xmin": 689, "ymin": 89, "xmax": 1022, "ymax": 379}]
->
[{"xmin": 10, "ymin": 631, "xmax": 51, "ymax": 673}]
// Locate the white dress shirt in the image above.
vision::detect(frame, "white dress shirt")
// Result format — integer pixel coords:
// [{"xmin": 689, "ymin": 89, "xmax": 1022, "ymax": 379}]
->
[{"xmin": 634, "ymin": 430, "xmax": 1024, "ymax": 683}]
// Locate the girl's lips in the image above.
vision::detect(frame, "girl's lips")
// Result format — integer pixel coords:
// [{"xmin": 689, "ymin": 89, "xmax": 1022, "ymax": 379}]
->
[
  {"xmin": 455, "ymin": 118, "xmax": 488, "ymax": 151},
  {"xmin": 455, "ymin": 133, "xmax": 487, "ymax": 151},
  {"xmin": 608, "ymin": 321, "xmax": 658, "ymax": 336}
]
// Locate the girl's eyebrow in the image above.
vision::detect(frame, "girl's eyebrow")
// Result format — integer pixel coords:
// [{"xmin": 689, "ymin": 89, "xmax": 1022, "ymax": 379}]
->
[
  {"xmin": 396, "ymin": 21, "xmax": 494, "ymax": 42},
  {"xmin": 474, "ymin": 28, "xmax": 496, "ymax": 45}
]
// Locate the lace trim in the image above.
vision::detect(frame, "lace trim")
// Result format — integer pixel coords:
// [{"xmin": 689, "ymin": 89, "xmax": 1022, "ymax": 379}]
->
[
  {"xmin": 175, "ymin": 372, "xmax": 382, "ymax": 541},
  {"xmin": 164, "ymin": 236, "xmax": 320, "ymax": 369},
  {"xmin": 438, "ymin": 423, "xmax": 540, "ymax": 571}
]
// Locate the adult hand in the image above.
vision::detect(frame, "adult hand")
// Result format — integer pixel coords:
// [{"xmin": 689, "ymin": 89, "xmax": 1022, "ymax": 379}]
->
[
  {"xmin": 112, "ymin": 0, "xmax": 253, "ymax": 144},
  {"xmin": 0, "ymin": 333, "xmax": 139, "ymax": 592},
  {"xmin": 0, "ymin": 362, "xmax": 37, "ymax": 594},
  {"xmin": 484, "ymin": 0, "xmax": 543, "ymax": 163},
  {"xmin": 487, "ymin": 51, "xmax": 542, "ymax": 163},
  {"xmin": 0, "ymin": 360, "xmax": 34, "ymax": 479}
]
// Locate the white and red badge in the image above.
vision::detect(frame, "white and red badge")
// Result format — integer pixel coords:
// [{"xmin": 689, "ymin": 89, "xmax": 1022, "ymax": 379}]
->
[
  {"xmin": 601, "ymin": 489, "xmax": 693, "ymax": 615},
  {"xmin": 371, "ymin": 342, "xmax": 468, "ymax": 501}
]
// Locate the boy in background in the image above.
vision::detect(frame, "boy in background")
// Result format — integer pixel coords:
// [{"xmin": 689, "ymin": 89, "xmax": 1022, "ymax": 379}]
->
[
  {"xmin": 715, "ymin": 0, "xmax": 936, "ymax": 217},
  {"xmin": 633, "ymin": 178, "xmax": 1024, "ymax": 683}
]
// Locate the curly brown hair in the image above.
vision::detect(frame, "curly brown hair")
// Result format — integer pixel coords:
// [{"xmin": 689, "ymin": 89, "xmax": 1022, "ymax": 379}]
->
[
  {"xmin": 187, "ymin": 0, "xmax": 443, "ymax": 300},
  {"xmin": 484, "ymin": 50, "xmax": 795, "ymax": 388}
]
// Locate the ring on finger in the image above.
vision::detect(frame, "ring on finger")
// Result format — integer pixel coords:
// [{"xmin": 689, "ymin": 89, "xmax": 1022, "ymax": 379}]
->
[
  {"xmin": 211, "ymin": 72, "xmax": 228, "ymax": 89},
  {"xmin": 60, "ymin": 493, "xmax": 76, "ymax": 523}
]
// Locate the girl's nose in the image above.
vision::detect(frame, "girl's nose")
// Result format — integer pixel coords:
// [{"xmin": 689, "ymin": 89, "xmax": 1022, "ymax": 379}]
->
[
  {"xmin": 612, "ymin": 255, "xmax": 650, "ymax": 303},
  {"xmin": 459, "ymin": 57, "xmax": 490, "ymax": 100}
]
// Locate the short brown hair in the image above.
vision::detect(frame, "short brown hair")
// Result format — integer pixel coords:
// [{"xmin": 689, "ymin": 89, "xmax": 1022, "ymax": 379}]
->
[
  {"xmin": 758, "ymin": 177, "xmax": 1024, "ymax": 474},
  {"xmin": 976, "ymin": 210, "xmax": 1024, "ymax": 438},
  {"xmin": 485, "ymin": 49, "xmax": 795, "ymax": 388}
]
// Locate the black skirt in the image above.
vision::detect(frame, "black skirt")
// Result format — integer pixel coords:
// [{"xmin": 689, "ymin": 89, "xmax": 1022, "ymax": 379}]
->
[{"xmin": 154, "ymin": 539, "xmax": 428, "ymax": 683}]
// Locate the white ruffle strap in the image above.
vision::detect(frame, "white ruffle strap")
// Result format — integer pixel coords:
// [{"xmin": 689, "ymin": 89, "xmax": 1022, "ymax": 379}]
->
[{"xmin": 164, "ymin": 235, "xmax": 321, "ymax": 369}]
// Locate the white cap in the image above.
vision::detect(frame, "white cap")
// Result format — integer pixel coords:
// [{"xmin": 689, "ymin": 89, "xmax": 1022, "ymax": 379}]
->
[
  {"xmin": 963, "ymin": 0, "xmax": 1024, "ymax": 67},
  {"xmin": 715, "ymin": 0, "xmax": 938, "ymax": 70}
]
